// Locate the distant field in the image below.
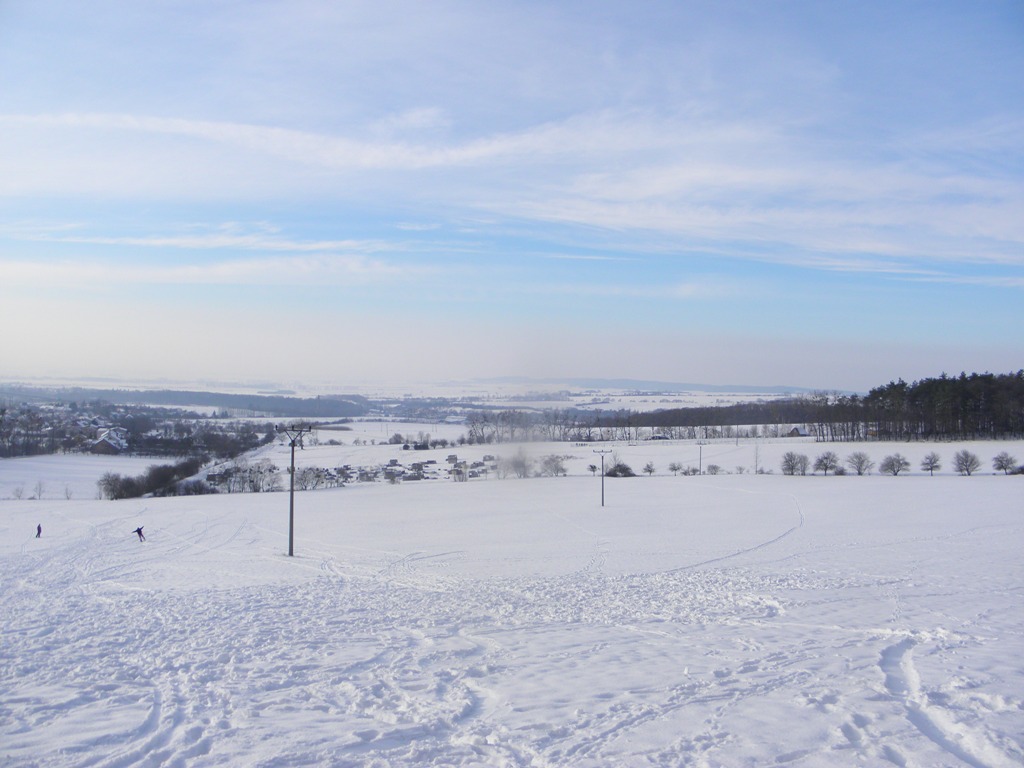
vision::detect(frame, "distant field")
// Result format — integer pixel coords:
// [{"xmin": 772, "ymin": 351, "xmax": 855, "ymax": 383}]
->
[{"xmin": 3, "ymin": 425, "xmax": 1021, "ymax": 502}]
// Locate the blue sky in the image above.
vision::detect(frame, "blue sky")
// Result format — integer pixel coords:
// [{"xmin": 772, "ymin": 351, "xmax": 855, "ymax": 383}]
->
[{"xmin": 1, "ymin": 1, "xmax": 1021, "ymax": 392}]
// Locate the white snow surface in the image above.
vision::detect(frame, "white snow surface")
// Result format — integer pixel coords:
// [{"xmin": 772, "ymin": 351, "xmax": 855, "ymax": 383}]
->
[{"xmin": 3, "ymin": 440, "xmax": 1024, "ymax": 767}]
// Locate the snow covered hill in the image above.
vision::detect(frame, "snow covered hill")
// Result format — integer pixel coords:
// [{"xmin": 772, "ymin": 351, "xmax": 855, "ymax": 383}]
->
[{"xmin": 2, "ymin": 447, "xmax": 1023, "ymax": 766}]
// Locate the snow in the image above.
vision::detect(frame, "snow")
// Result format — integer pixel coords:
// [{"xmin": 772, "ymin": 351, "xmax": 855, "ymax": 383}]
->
[
  {"xmin": 3, "ymin": 438, "xmax": 1024, "ymax": 767},
  {"xmin": 0, "ymin": 454, "xmax": 165, "ymax": 501}
]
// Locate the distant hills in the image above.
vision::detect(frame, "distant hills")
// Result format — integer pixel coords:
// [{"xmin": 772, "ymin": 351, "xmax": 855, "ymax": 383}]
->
[
  {"xmin": 0, "ymin": 385, "xmax": 370, "ymax": 418},
  {"xmin": 2, "ymin": 377, "xmax": 823, "ymax": 420},
  {"xmin": 471, "ymin": 376, "xmax": 819, "ymax": 395}
]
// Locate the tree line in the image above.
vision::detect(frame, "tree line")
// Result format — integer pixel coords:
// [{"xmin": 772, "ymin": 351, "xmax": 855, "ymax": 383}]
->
[
  {"xmin": 98, "ymin": 456, "xmax": 212, "ymax": 499},
  {"xmin": 629, "ymin": 371, "xmax": 1024, "ymax": 442},
  {"xmin": 779, "ymin": 448, "xmax": 1018, "ymax": 476},
  {"xmin": 451, "ymin": 371, "xmax": 1024, "ymax": 444}
]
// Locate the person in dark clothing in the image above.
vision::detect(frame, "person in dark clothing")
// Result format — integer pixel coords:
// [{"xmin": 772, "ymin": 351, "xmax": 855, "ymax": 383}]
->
[
  {"xmin": 36, "ymin": 524, "xmax": 42, "ymax": 538},
  {"xmin": 133, "ymin": 526, "xmax": 145, "ymax": 542}
]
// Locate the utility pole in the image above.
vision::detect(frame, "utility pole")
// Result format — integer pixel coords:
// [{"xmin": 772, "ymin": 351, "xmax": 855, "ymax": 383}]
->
[
  {"xmin": 593, "ymin": 448, "xmax": 611, "ymax": 507},
  {"xmin": 277, "ymin": 423, "xmax": 313, "ymax": 557}
]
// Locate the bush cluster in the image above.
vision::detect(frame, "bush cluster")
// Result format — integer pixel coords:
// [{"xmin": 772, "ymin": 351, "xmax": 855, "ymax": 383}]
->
[
  {"xmin": 605, "ymin": 462, "xmax": 636, "ymax": 478},
  {"xmin": 98, "ymin": 456, "xmax": 212, "ymax": 500}
]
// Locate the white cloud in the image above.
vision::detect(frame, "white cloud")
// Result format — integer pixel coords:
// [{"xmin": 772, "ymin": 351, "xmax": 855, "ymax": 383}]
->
[
  {"xmin": 2, "ymin": 108, "xmax": 1021, "ymax": 276},
  {"xmin": 0, "ymin": 254, "xmax": 430, "ymax": 287},
  {"xmin": 29, "ymin": 231, "xmax": 395, "ymax": 255},
  {"xmin": 371, "ymin": 107, "xmax": 452, "ymax": 137},
  {"xmin": 908, "ymin": 274, "xmax": 1024, "ymax": 289},
  {"xmin": 0, "ymin": 110, "xmax": 657, "ymax": 172},
  {"xmin": 395, "ymin": 222, "xmax": 442, "ymax": 232},
  {"xmin": 530, "ymin": 278, "xmax": 743, "ymax": 301}
]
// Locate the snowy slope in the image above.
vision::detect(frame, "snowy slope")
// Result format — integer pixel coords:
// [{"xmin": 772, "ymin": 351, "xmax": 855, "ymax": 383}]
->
[{"xmin": 2, "ymin": 452, "xmax": 1024, "ymax": 766}]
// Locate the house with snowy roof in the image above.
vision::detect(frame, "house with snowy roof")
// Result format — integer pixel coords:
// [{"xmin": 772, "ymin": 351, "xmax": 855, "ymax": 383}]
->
[{"xmin": 91, "ymin": 427, "xmax": 129, "ymax": 455}]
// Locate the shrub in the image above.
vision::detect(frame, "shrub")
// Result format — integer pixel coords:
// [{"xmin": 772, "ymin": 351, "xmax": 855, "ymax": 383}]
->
[
  {"xmin": 605, "ymin": 462, "xmax": 636, "ymax": 478},
  {"xmin": 97, "ymin": 472, "xmax": 143, "ymax": 500},
  {"xmin": 145, "ymin": 463, "xmax": 178, "ymax": 490},
  {"xmin": 173, "ymin": 479, "xmax": 217, "ymax": 496}
]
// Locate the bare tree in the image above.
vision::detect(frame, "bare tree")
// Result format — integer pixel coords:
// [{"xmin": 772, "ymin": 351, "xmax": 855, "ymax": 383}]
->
[
  {"xmin": 992, "ymin": 451, "xmax": 1017, "ymax": 475},
  {"xmin": 845, "ymin": 452, "xmax": 875, "ymax": 476},
  {"xmin": 781, "ymin": 452, "xmax": 809, "ymax": 476},
  {"xmin": 813, "ymin": 451, "xmax": 840, "ymax": 475},
  {"xmin": 880, "ymin": 454, "xmax": 910, "ymax": 476},
  {"xmin": 500, "ymin": 448, "xmax": 532, "ymax": 479},
  {"xmin": 296, "ymin": 466, "xmax": 326, "ymax": 490},
  {"xmin": 242, "ymin": 459, "xmax": 280, "ymax": 492},
  {"xmin": 539, "ymin": 455, "xmax": 566, "ymax": 477},
  {"xmin": 224, "ymin": 458, "xmax": 248, "ymax": 493},
  {"xmin": 643, "ymin": 461, "xmax": 655, "ymax": 477},
  {"xmin": 668, "ymin": 461, "xmax": 683, "ymax": 476},
  {"xmin": 920, "ymin": 452, "xmax": 941, "ymax": 476},
  {"xmin": 953, "ymin": 450, "xmax": 981, "ymax": 476}
]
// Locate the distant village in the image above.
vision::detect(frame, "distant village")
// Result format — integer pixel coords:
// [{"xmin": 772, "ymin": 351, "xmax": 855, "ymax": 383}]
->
[
  {"xmin": 0, "ymin": 399, "xmax": 519, "ymax": 497},
  {"xmin": 0, "ymin": 400, "xmax": 277, "ymax": 460},
  {"xmin": 204, "ymin": 450, "xmax": 501, "ymax": 496}
]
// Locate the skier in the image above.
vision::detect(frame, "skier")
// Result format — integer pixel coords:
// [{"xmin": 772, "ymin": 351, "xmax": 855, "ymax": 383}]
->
[
  {"xmin": 133, "ymin": 526, "xmax": 145, "ymax": 542},
  {"xmin": 36, "ymin": 524, "xmax": 42, "ymax": 538}
]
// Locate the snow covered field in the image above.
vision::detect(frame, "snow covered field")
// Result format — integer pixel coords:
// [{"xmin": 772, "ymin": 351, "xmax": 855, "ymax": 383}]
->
[
  {"xmin": 2, "ymin": 439, "xmax": 1023, "ymax": 766},
  {"xmin": 0, "ymin": 455, "xmax": 160, "ymax": 502}
]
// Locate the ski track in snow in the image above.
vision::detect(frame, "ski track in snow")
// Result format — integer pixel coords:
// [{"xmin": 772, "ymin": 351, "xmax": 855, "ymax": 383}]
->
[
  {"xmin": 667, "ymin": 482, "xmax": 806, "ymax": 573},
  {"xmin": 3, "ymin": 475, "xmax": 1024, "ymax": 766}
]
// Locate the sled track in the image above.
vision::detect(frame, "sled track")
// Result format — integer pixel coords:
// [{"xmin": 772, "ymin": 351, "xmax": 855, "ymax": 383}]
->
[
  {"xmin": 668, "ymin": 488, "xmax": 806, "ymax": 573},
  {"xmin": 872, "ymin": 636, "xmax": 1022, "ymax": 768}
]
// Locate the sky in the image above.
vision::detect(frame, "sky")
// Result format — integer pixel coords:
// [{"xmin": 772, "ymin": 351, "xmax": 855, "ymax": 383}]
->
[{"xmin": 1, "ymin": 1, "xmax": 1022, "ymax": 393}]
